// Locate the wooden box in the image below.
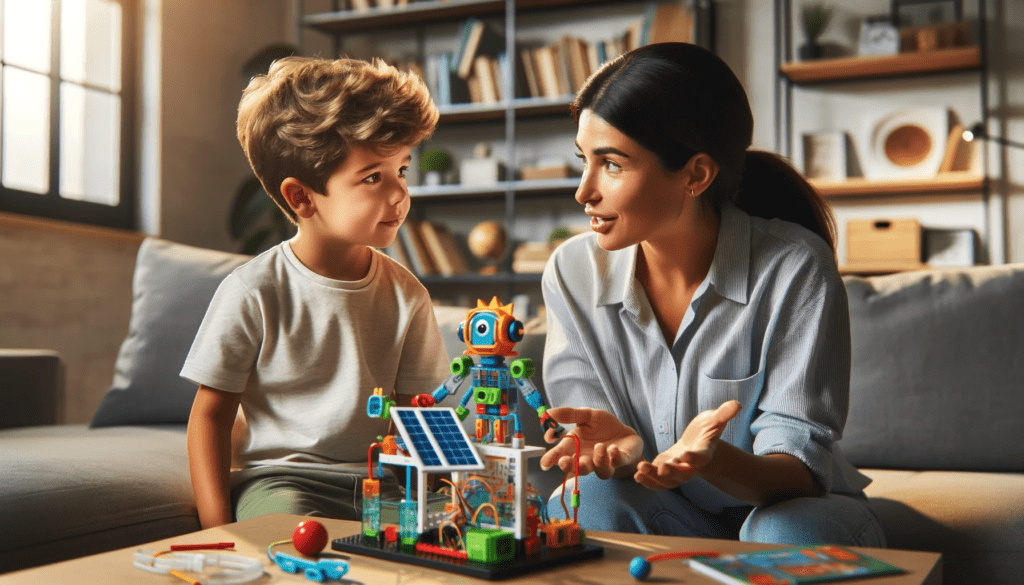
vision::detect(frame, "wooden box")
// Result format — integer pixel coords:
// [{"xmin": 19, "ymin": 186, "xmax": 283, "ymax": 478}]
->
[{"xmin": 847, "ymin": 219, "xmax": 922, "ymax": 263}]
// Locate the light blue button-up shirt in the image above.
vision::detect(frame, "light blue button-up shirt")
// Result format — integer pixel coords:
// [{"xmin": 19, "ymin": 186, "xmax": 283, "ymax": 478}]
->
[{"xmin": 541, "ymin": 204, "xmax": 870, "ymax": 512}]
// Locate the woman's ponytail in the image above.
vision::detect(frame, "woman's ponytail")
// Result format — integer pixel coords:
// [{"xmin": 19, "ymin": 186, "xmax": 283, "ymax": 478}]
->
[{"xmin": 735, "ymin": 150, "xmax": 837, "ymax": 254}]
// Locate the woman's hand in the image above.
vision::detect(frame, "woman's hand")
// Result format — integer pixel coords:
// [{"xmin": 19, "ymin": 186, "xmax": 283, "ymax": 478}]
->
[
  {"xmin": 540, "ymin": 407, "xmax": 644, "ymax": 479},
  {"xmin": 634, "ymin": 400, "xmax": 741, "ymax": 490}
]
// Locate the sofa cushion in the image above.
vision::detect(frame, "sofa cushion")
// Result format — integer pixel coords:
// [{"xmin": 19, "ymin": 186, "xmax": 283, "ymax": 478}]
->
[
  {"xmin": 862, "ymin": 468, "xmax": 1024, "ymax": 584},
  {"xmin": 841, "ymin": 264, "xmax": 1024, "ymax": 471},
  {"xmin": 0, "ymin": 424, "xmax": 198, "ymax": 573},
  {"xmin": 90, "ymin": 239, "xmax": 250, "ymax": 427}
]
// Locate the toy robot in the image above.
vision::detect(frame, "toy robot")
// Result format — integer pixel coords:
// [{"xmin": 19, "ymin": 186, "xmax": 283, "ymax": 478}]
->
[{"xmin": 414, "ymin": 297, "xmax": 564, "ymax": 447}]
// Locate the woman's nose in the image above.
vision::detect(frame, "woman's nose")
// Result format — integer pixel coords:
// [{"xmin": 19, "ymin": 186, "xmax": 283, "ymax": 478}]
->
[{"xmin": 575, "ymin": 168, "xmax": 595, "ymax": 205}]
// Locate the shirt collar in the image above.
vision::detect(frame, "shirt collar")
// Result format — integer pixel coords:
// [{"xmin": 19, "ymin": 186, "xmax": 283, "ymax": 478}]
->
[
  {"xmin": 706, "ymin": 203, "xmax": 750, "ymax": 305},
  {"xmin": 596, "ymin": 203, "xmax": 751, "ymax": 309}
]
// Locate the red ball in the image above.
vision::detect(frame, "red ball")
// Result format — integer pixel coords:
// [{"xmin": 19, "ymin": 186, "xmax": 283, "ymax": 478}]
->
[{"xmin": 292, "ymin": 520, "xmax": 328, "ymax": 556}]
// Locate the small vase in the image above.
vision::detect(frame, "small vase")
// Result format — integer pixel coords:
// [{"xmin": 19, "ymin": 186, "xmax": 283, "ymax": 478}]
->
[
  {"xmin": 423, "ymin": 171, "xmax": 442, "ymax": 186},
  {"xmin": 798, "ymin": 42, "xmax": 823, "ymax": 61}
]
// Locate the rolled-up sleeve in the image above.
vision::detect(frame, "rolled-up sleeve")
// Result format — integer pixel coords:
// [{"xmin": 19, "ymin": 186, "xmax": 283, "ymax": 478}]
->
[{"xmin": 750, "ymin": 257, "xmax": 852, "ymax": 492}]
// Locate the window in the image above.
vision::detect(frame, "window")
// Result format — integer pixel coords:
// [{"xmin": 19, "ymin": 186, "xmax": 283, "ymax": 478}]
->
[{"xmin": 0, "ymin": 0, "xmax": 136, "ymax": 230}]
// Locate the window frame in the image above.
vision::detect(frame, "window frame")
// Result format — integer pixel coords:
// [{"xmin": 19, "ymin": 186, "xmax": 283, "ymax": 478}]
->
[{"xmin": 0, "ymin": 0, "xmax": 138, "ymax": 231}]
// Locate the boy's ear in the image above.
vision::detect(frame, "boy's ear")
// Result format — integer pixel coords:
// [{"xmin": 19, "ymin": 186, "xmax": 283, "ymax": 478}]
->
[{"xmin": 281, "ymin": 178, "xmax": 315, "ymax": 219}]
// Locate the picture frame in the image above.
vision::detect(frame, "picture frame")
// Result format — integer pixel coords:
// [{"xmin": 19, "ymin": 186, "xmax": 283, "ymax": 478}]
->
[{"xmin": 802, "ymin": 131, "xmax": 847, "ymax": 182}]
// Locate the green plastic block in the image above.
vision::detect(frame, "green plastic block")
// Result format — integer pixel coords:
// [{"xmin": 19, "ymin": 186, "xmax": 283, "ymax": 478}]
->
[{"xmin": 465, "ymin": 528, "xmax": 514, "ymax": 564}]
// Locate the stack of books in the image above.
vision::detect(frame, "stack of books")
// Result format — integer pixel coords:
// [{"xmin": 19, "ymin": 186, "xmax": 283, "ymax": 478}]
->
[{"xmin": 385, "ymin": 220, "xmax": 472, "ymax": 277}]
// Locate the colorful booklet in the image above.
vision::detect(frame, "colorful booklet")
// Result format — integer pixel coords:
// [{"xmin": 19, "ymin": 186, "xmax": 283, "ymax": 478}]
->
[{"xmin": 688, "ymin": 545, "xmax": 904, "ymax": 584}]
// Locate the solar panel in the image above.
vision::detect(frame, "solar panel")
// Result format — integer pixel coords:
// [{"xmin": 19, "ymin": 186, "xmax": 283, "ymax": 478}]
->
[{"xmin": 390, "ymin": 407, "xmax": 484, "ymax": 472}]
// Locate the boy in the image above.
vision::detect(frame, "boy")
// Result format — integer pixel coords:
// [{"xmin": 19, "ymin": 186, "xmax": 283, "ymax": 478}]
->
[{"xmin": 181, "ymin": 57, "xmax": 450, "ymax": 529}]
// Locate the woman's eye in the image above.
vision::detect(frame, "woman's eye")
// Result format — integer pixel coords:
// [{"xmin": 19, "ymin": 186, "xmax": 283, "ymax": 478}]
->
[
  {"xmin": 574, "ymin": 152, "xmax": 587, "ymax": 169},
  {"xmin": 398, "ymin": 166, "xmax": 408, "ymax": 179},
  {"xmin": 364, "ymin": 172, "xmax": 381, "ymax": 184},
  {"xmin": 604, "ymin": 159, "xmax": 622, "ymax": 172}
]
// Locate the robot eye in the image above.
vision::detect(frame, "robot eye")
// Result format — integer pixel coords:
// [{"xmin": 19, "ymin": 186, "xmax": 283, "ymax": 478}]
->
[{"xmin": 474, "ymin": 318, "xmax": 490, "ymax": 336}]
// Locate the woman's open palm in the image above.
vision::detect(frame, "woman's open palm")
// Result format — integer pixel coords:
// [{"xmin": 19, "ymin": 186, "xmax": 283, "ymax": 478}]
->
[
  {"xmin": 635, "ymin": 400, "xmax": 741, "ymax": 490},
  {"xmin": 540, "ymin": 407, "xmax": 644, "ymax": 479}
]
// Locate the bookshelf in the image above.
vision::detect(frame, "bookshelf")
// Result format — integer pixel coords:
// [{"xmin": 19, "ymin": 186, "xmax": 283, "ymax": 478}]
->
[
  {"xmin": 774, "ymin": 0, "xmax": 993, "ymax": 276},
  {"xmin": 296, "ymin": 0, "xmax": 714, "ymax": 307}
]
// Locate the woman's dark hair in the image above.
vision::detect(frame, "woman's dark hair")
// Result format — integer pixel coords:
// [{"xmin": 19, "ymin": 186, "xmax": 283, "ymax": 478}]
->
[{"xmin": 571, "ymin": 42, "xmax": 836, "ymax": 253}]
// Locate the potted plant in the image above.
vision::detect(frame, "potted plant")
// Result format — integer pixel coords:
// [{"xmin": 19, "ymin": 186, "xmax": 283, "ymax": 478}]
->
[
  {"xmin": 799, "ymin": 3, "xmax": 833, "ymax": 60},
  {"xmin": 419, "ymin": 148, "xmax": 452, "ymax": 186}
]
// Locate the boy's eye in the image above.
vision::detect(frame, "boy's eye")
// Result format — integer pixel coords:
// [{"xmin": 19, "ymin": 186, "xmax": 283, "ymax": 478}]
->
[
  {"xmin": 364, "ymin": 172, "xmax": 381, "ymax": 184},
  {"xmin": 398, "ymin": 166, "xmax": 408, "ymax": 178}
]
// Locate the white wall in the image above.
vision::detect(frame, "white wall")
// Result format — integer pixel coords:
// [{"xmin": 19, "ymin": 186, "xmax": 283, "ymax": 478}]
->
[{"xmin": 154, "ymin": 0, "xmax": 293, "ymax": 252}]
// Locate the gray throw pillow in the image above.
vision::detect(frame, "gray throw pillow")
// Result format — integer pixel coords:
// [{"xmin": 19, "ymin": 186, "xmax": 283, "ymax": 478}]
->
[
  {"xmin": 90, "ymin": 238, "xmax": 250, "ymax": 427},
  {"xmin": 841, "ymin": 264, "xmax": 1024, "ymax": 471}
]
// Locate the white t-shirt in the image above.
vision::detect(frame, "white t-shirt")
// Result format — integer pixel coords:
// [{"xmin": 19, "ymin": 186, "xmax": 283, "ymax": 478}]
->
[{"xmin": 180, "ymin": 241, "xmax": 450, "ymax": 468}]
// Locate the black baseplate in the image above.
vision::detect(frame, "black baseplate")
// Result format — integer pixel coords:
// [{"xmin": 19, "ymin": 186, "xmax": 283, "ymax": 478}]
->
[{"xmin": 331, "ymin": 532, "xmax": 604, "ymax": 580}]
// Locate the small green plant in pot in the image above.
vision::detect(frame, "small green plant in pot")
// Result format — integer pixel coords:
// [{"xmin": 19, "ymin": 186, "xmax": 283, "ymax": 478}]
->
[
  {"xmin": 799, "ymin": 3, "xmax": 833, "ymax": 60},
  {"xmin": 419, "ymin": 148, "xmax": 452, "ymax": 186}
]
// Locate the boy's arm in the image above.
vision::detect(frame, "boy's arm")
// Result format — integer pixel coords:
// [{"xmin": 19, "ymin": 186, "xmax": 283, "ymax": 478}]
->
[{"xmin": 187, "ymin": 384, "xmax": 242, "ymax": 528}]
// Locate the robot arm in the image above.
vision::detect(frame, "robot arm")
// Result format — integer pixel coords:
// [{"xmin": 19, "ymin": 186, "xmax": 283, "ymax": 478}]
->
[
  {"xmin": 511, "ymin": 358, "xmax": 566, "ymax": 438},
  {"xmin": 412, "ymin": 356, "xmax": 474, "ymax": 414}
]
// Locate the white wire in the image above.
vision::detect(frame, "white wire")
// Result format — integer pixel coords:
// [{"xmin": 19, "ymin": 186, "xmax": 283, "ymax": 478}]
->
[{"xmin": 133, "ymin": 549, "xmax": 264, "ymax": 585}]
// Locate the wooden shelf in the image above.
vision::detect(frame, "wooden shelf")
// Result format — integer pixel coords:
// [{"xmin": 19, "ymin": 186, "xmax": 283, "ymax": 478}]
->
[
  {"xmin": 780, "ymin": 46, "xmax": 981, "ymax": 84},
  {"xmin": 303, "ymin": 0, "xmax": 631, "ymax": 34},
  {"xmin": 438, "ymin": 96, "xmax": 573, "ymax": 123},
  {"xmin": 810, "ymin": 172, "xmax": 983, "ymax": 198},
  {"xmin": 410, "ymin": 177, "xmax": 579, "ymax": 200}
]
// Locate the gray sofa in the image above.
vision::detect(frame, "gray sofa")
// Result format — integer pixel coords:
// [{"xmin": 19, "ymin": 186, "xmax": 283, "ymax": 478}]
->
[{"xmin": 1, "ymin": 237, "xmax": 1022, "ymax": 584}]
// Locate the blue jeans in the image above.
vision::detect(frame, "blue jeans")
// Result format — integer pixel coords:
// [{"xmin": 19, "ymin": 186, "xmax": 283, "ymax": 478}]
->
[{"xmin": 547, "ymin": 474, "xmax": 886, "ymax": 547}]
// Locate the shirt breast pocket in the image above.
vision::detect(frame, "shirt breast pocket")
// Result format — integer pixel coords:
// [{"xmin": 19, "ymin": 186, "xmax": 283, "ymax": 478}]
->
[{"xmin": 696, "ymin": 369, "xmax": 764, "ymax": 451}]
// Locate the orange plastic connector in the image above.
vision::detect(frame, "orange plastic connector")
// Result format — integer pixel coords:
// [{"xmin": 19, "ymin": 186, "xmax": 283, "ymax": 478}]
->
[
  {"xmin": 541, "ymin": 519, "xmax": 580, "ymax": 549},
  {"xmin": 380, "ymin": 435, "xmax": 399, "ymax": 455},
  {"xmin": 363, "ymin": 478, "xmax": 380, "ymax": 497}
]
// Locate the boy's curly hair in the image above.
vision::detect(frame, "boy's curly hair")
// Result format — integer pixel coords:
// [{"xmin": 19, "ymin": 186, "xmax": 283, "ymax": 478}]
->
[{"xmin": 237, "ymin": 57, "xmax": 439, "ymax": 223}]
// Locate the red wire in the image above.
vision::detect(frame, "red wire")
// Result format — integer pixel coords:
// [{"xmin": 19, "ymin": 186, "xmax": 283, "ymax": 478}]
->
[
  {"xmin": 558, "ymin": 433, "xmax": 583, "ymax": 523},
  {"xmin": 571, "ymin": 434, "xmax": 580, "ymax": 524}
]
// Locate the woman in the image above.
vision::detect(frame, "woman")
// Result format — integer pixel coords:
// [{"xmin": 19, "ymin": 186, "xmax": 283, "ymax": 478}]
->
[{"xmin": 538, "ymin": 42, "xmax": 884, "ymax": 546}]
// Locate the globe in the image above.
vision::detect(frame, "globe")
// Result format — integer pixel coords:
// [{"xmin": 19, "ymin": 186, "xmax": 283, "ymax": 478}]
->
[{"xmin": 467, "ymin": 220, "xmax": 507, "ymax": 260}]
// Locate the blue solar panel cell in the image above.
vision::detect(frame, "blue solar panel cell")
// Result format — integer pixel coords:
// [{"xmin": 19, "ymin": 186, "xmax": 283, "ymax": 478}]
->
[{"xmin": 390, "ymin": 407, "xmax": 483, "ymax": 471}]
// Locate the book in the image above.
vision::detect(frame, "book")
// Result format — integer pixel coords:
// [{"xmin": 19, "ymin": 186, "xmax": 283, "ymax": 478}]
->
[
  {"xmin": 437, "ymin": 225, "xmax": 471, "ymax": 274},
  {"xmin": 473, "ymin": 55, "xmax": 500, "ymax": 103},
  {"xmin": 520, "ymin": 48, "xmax": 541, "ymax": 98},
  {"xmin": 642, "ymin": 2, "xmax": 694, "ymax": 45},
  {"xmin": 533, "ymin": 45, "xmax": 564, "ymax": 98},
  {"xmin": 397, "ymin": 220, "xmax": 436, "ymax": 275},
  {"xmin": 560, "ymin": 35, "xmax": 591, "ymax": 93},
  {"xmin": 418, "ymin": 220, "xmax": 456, "ymax": 276},
  {"xmin": 454, "ymin": 18, "xmax": 505, "ymax": 80},
  {"xmin": 688, "ymin": 545, "xmax": 904, "ymax": 585}
]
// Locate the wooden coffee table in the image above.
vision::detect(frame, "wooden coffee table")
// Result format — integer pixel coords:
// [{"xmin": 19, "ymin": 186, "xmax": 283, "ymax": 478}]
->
[{"xmin": 1, "ymin": 513, "xmax": 941, "ymax": 584}]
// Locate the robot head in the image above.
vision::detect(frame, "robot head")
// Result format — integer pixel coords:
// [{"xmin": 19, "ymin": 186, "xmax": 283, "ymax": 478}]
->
[{"xmin": 457, "ymin": 297, "xmax": 524, "ymax": 356}]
